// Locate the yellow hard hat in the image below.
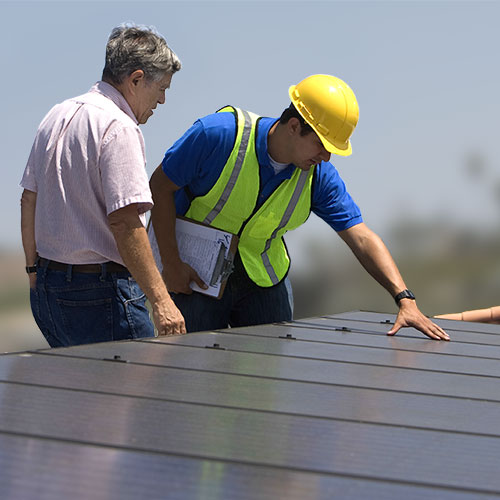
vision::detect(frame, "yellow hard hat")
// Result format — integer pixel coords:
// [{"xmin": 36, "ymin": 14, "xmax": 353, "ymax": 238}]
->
[{"xmin": 288, "ymin": 74, "xmax": 359, "ymax": 156}]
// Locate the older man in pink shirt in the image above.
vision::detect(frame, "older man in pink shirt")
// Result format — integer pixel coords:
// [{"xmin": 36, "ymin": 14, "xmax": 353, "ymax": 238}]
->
[{"xmin": 20, "ymin": 24, "xmax": 185, "ymax": 346}]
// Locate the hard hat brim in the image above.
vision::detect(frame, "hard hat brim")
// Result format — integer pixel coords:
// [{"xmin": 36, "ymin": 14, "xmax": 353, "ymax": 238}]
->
[{"xmin": 319, "ymin": 135, "xmax": 352, "ymax": 157}]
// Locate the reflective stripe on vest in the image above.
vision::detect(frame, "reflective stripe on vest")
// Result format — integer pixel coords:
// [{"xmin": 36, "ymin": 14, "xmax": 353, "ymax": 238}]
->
[
  {"xmin": 203, "ymin": 108, "xmax": 253, "ymax": 225},
  {"xmin": 185, "ymin": 107, "xmax": 260, "ymax": 234},
  {"xmin": 186, "ymin": 106, "xmax": 314, "ymax": 287},
  {"xmin": 260, "ymin": 169, "xmax": 310, "ymax": 284},
  {"xmin": 238, "ymin": 165, "xmax": 313, "ymax": 287}
]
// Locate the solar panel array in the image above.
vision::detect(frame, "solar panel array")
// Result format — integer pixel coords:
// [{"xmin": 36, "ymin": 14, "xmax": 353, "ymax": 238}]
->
[{"xmin": 1, "ymin": 311, "xmax": 500, "ymax": 499}]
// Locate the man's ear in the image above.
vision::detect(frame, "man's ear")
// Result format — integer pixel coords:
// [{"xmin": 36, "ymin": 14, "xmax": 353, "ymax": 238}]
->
[
  {"xmin": 287, "ymin": 117, "xmax": 301, "ymax": 136},
  {"xmin": 129, "ymin": 69, "xmax": 145, "ymax": 89}
]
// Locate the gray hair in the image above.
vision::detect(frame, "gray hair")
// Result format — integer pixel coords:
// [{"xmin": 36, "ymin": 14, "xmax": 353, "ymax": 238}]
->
[{"xmin": 102, "ymin": 23, "xmax": 181, "ymax": 84}]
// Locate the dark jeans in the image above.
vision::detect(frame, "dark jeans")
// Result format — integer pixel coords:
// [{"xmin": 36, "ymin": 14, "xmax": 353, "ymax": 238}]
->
[
  {"xmin": 30, "ymin": 260, "xmax": 154, "ymax": 347},
  {"xmin": 172, "ymin": 254, "xmax": 293, "ymax": 332}
]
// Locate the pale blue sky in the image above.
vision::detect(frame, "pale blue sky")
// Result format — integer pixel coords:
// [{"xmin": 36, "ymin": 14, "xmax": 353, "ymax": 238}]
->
[{"xmin": 3, "ymin": 0, "xmax": 500, "ymax": 252}]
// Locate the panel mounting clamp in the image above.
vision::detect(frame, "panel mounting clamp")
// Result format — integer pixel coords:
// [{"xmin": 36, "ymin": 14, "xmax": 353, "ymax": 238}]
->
[
  {"xmin": 205, "ymin": 343, "xmax": 226, "ymax": 350},
  {"xmin": 334, "ymin": 326, "xmax": 351, "ymax": 332},
  {"xmin": 103, "ymin": 355, "xmax": 129, "ymax": 363},
  {"xmin": 278, "ymin": 333, "xmax": 297, "ymax": 340}
]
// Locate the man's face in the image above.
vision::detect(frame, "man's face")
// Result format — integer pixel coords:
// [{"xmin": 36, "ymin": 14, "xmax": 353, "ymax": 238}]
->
[
  {"xmin": 133, "ymin": 72, "xmax": 173, "ymax": 124},
  {"xmin": 290, "ymin": 127, "xmax": 331, "ymax": 170}
]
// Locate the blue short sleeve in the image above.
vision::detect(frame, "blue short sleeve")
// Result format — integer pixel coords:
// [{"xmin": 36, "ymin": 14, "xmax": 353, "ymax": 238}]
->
[
  {"xmin": 161, "ymin": 112, "xmax": 237, "ymax": 214},
  {"xmin": 312, "ymin": 162, "xmax": 363, "ymax": 231},
  {"xmin": 162, "ymin": 119, "xmax": 209, "ymax": 188},
  {"xmin": 162, "ymin": 112, "xmax": 237, "ymax": 189}
]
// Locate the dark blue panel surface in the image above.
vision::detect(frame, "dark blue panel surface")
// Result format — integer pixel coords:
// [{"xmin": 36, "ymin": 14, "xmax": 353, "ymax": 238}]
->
[
  {"xmin": 1, "ymin": 311, "xmax": 500, "ymax": 498},
  {"xmin": 1, "ymin": 433, "xmax": 495, "ymax": 500},
  {"xmin": 1, "ymin": 384, "xmax": 500, "ymax": 494}
]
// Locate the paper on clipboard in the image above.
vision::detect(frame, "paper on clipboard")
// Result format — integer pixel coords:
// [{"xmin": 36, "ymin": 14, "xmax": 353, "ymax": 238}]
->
[{"xmin": 148, "ymin": 217, "xmax": 238, "ymax": 299}]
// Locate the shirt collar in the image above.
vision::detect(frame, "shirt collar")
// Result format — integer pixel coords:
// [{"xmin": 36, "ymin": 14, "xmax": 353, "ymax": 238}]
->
[
  {"xmin": 256, "ymin": 117, "xmax": 295, "ymax": 178},
  {"xmin": 89, "ymin": 81, "xmax": 138, "ymax": 124}
]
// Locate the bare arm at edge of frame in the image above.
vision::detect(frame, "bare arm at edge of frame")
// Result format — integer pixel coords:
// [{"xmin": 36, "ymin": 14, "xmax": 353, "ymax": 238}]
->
[{"xmin": 20, "ymin": 189, "xmax": 38, "ymax": 290}]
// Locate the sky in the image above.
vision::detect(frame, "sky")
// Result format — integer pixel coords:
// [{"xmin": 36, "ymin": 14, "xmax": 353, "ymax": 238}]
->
[{"xmin": 3, "ymin": 0, "xmax": 500, "ymax": 255}]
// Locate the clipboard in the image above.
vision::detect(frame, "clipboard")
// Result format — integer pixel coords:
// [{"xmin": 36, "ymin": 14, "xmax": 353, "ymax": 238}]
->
[{"xmin": 148, "ymin": 216, "xmax": 238, "ymax": 299}]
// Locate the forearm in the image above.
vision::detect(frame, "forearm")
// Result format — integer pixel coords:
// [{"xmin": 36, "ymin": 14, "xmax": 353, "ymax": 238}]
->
[
  {"xmin": 339, "ymin": 223, "xmax": 449, "ymax": 340},
  {"xmin": 109, "ymin": 204, "xmax": 186, "ymax": 335},
  {"xmin": 339, "ymin": 223, "xmax": 406, "ymax": 298},
  {"xmin": 108, "ymin": 205, "xmax": 169, "ymax": 303},
  {"xmin": 21, "ymin": 189, "xmax": 37, "ymax": 266},
  {"xmin": 150, "ymin": 165, "xmax": 182, "ymax": 269},
  {"xmin": 149, "ymin": 165, "xmax": 206, "ymax": 293}
]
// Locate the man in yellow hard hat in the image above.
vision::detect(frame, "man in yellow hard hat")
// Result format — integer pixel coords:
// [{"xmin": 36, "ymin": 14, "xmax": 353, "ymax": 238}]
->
[{"xmin": 150, "ymin": 74, "xmax": 449, "ymax": 341}]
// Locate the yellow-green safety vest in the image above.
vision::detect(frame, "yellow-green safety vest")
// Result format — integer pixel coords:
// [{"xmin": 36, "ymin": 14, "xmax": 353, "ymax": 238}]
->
[{"xmin": 185, "ymin": 106, "xmax": 315, "ymax": 287}]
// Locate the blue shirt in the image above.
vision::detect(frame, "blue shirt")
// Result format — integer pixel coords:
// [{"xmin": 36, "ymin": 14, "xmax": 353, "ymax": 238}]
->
[{"xmin": 162, "ymin": 110, "xmax": 363, "ymax": 232}]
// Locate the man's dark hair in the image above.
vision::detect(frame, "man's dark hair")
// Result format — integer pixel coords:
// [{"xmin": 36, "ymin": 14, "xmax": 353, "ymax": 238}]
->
[{"xmin": 279, "ymin": 103, "xmax": 314, "ymax": 136}]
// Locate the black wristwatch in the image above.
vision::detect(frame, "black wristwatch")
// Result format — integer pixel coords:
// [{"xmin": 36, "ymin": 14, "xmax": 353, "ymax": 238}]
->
[
  {"xmin": 25, "ymin": 265, "xmax": 37, "ymax": 274},
  {"xmin": 394, "ymin": 289, "xmax": 415, "ymax": 305}
]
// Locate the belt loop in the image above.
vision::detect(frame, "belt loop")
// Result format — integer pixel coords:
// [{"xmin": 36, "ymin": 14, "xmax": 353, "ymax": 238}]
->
[
  {"xmin": 100, "ymin": 262, "xmax": 107, "ymax": 282},
  {"xmin": 38, "ymin": 257, "xmax": 48, "ymax": 277},
  {"xmin": 66, "ymin": 264, "xmax": 73, "ymax": 282}
]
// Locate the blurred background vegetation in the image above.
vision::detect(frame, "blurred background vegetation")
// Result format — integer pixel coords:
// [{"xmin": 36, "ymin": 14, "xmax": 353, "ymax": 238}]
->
[{"xmin": 289, "ymin": 218, "xmax": 500, "ymax": 319}]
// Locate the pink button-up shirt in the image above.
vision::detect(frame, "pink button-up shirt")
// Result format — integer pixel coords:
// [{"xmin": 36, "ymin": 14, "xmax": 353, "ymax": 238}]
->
[{"xmin": 21, "ymin": 82, "xmax": 153, "ymax": 265}]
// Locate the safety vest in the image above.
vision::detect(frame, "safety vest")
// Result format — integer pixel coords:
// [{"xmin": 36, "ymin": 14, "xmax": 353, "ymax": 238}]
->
[{"xmin": 185, "ymin": 106, "xmax": 315, "ymax": 287}]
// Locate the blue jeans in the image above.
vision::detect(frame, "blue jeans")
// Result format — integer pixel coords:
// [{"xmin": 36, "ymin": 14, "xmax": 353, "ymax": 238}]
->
[
  {"xmin": 30, "ymin": 260, "xmax": 154, "ymax": 347},
  {"xmin": 172, "ymin": 253, "xmax": 293, "ymax": 332}
]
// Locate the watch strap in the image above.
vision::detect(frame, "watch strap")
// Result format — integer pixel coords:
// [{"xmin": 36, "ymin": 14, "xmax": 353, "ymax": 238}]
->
[
  {"xmin": 394, "ymin": 289, "xmax": 415, "ymax": 305},
  {"xmin": 25, "ymin": 265, "xmax": 37, "ymax": 274}
]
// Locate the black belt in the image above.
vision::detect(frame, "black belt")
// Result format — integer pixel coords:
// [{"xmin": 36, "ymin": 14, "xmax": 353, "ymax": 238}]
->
[{"xmin": 38, "ymin": 258, "xmax": 128, "ymax": 274}]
